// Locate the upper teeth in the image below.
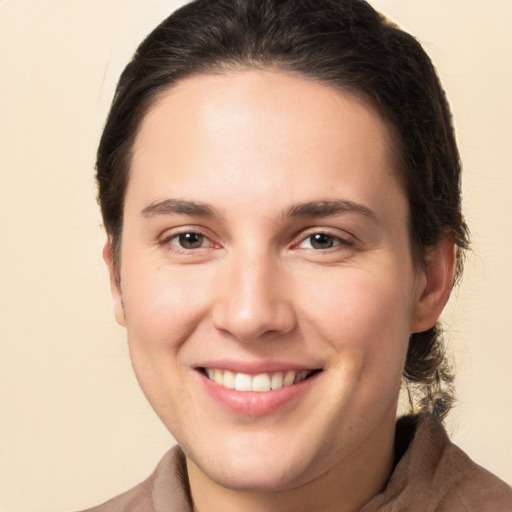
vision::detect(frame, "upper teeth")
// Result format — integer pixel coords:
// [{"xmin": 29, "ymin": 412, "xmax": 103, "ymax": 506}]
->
[{"xmin": 205, "ymin": 369, "xmax": 312, "ymax": 392}]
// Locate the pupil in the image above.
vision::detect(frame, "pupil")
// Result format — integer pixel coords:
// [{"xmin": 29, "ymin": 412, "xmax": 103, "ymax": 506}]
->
[
  {"xmin": 179, "ymin": 233, "xmax": 203, "ymax": 249},
  {"xmin": 311, "ymin": 233, "xmax": 333, "ymax": 249}
]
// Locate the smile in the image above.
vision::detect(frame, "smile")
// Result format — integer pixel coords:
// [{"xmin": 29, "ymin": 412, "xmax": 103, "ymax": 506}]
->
[{"xmin": 203, "ymin": 368, "xmax": 317, "ymax": 392}]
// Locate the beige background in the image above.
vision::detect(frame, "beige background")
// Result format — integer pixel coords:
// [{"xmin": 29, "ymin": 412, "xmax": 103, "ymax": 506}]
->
[{"xmin": 0, "ymin": 1, "xmax": 511, "ymax": 510}]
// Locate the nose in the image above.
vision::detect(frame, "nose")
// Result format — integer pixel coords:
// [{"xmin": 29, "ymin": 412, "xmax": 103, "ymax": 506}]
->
[{"xmin": 211, "ymin": 250, "xmax": 297, "ymax": 342}]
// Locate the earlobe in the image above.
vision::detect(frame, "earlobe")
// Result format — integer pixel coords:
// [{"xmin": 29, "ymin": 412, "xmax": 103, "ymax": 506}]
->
[
  {"xmin": 411, "ymin": 239, "xmax": 457, "ymax": 333},
  {"xmin": 103, "ymin": 238, "xmax": 126, "ymax": 327}
]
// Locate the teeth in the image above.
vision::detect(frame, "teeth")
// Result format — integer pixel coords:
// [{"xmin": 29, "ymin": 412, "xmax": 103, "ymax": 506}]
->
[
  {"xmin": 270, "ymin": 372, "xmax": 283, "ymax": 390},
  {"xmin": 294, "ymin": 370, "xmax": 308, "ymax": 384},
  {"xmin": 234, "ymin": 373, "xmax": 252, "ymax": 391},
  {"xmin": 283, "ymin": 371, "xmax": 295, "ymax": 386},
  {"xmin": 205, "ymin": 369, "xmax": 313, "ymax": 392},
  {"xmin": 252, "ymin": 374, "xmax": 271, "ymax": 392},
  {"xmin": 223, "ymin": 370, "xmax": 236, "ymax": 389},
  {"xmin": 213, "ymin": 369, "xmax": 223, "ymax": 386}
]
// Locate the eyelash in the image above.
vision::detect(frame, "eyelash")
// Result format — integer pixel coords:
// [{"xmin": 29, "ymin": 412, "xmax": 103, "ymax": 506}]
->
[
  {"xmin": 159, "ymin": 229, "xmax": 218, "ymax": 254},
  {"xmin": 293, "ymin": 230, "xmax": 355, "ymax": 253},
  {"xmin": 159, "ymin": 228, "xmax": 354, "ymax": 255}
]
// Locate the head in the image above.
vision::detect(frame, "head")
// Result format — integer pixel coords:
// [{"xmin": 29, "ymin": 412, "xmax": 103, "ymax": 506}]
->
[
  {"xmin": 98, "ymin": 0, "xmax": 468, "ymax": 421},
  {"xmin": 97, "ymin": 0, "xmax": 468, "ymax": 496}
]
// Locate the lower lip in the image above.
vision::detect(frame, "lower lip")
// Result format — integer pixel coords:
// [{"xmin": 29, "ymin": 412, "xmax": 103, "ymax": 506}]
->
[{"xmin": 199, "ymin": 371, "xmax": 319, "ymax": 417}]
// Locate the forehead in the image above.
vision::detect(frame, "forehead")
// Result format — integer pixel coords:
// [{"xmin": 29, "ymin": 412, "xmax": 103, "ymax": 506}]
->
[
  {"xmin": 134, "ymin": 69, "xmax": 394, "ymax": 157},
  {"xmin": 128, "ymin": 70, "xmax": 403, "ymax": 220}
]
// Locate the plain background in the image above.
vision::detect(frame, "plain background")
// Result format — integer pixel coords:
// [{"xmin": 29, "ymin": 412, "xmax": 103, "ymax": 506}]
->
[{"xmin": 0, "ymin": 1, "xmax": 511, "ymax": 510}]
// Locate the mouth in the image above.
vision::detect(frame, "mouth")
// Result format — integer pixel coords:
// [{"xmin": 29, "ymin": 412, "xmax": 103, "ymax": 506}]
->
[
  {"xmin": 200, "ymin": 368, "xmax": 321, "ymax": 392},
  {"xmin": 196, "ymin": 363, "xmax": 323, "ymax": 416}
]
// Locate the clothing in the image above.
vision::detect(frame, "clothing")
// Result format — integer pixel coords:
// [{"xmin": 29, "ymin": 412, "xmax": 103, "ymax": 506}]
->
[{"xmin": 81, "ymin": 415, "xmax": 512, "ymax": 512}]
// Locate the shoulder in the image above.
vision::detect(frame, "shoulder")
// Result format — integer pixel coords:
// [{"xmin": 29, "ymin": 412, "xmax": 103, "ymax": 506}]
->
[
  {"xmin": 438, "ymin": 436, "xmax": 512, "ymax": 510},
  {"xmin": 77, "ymin": 446, "xmax": 192, "ymax": 512},
  {"xmin": 78, "ymin": 479, "xmax": 154, "ymax": 512},
  {"xmin": 363, "ymin": 414, "xmax": 512, "ymax": 512}
]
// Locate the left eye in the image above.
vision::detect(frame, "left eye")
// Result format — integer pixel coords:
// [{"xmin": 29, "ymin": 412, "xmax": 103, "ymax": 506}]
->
[
  {"xmin": 299, "ymin": 233, "xmax": 352, "ymax": 250},
  {"xmin": 167, "ymin": 232, "xmax": 210, "ymax": 250}
]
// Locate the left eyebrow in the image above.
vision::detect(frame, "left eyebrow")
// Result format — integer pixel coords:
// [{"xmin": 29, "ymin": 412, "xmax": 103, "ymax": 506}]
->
[
  {"xmin": 283, "ymin": 199, "xmax": 377, "ymax": 222},
  {"xmin": 141, "ymin": 199, "xmax": 222, "ymax": 219}
]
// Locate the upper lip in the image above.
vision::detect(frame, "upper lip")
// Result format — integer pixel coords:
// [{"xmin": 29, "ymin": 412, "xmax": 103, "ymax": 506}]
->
[{"xmin": 194, "ymin": 359, "xmax": 323, "ymax": 375}]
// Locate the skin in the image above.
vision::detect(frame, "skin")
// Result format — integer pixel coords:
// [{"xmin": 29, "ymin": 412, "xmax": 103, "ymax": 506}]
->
[{"xmin": 104, "ymin": 70, "xmax": 455, "ymax": 512}]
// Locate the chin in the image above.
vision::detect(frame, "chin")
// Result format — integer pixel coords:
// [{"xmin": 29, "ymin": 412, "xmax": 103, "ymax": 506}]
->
[
  {"xmin": 182, "ymin": 428, "xmax": 324, "ymax": 493},
  {"xmin": 199, "ymin": 455, "xmax": 307, "ymax": 492}
]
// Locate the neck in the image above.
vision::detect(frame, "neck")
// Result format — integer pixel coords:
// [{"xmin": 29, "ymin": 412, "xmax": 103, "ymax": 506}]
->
[{"xmin": 186, "ymin": 415, "xmax": 396, "ymax": 512}]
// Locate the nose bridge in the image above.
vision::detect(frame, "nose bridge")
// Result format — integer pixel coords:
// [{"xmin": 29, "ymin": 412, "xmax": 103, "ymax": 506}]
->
[{"xmin": 212, "ymin": 244, "xmax": 295, "ymax": 342}]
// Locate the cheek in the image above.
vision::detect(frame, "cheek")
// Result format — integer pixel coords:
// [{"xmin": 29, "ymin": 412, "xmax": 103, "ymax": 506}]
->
[
  {"xmin": 120, "ymin": 265, "xmax": 209, "ymax": 353},
  {"xmin": 301, "ymin": 264, "xmax": 414, "ymax": 370},
  {"xmin": 119, "ymin": 266, "xmax": 210, "ymax": 421}
]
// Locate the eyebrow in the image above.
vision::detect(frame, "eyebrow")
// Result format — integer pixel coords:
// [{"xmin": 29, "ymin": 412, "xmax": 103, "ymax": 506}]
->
[
  {"xmin": 141, "ymin": 198, "xmax": 377, "ymax": 222},
  {"xmin": 283, "ymin": 200, "xmax": 377, "ymax": 222},
  {"xmin": 141, "ymin": 199, "xmax": 221, "ymax": 218}
]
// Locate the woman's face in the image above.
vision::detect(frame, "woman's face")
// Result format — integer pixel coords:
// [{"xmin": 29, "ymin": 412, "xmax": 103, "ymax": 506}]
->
[{"xmin": 107, "ymin": 70, "xmax": 438, "ymax": 493}]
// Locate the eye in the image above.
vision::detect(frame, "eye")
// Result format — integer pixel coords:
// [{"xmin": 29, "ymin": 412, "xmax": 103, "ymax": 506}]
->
[
  {"xmin": 298, "ymin": 232, "xmax": 354, "ymax": 250},
  {"xmin": 175, "ymin": 232, "xmax": 207, "ymax": 249},
  {"xmin": 160, "ymin": 230, "xmax": 216, "ymax": 252}
]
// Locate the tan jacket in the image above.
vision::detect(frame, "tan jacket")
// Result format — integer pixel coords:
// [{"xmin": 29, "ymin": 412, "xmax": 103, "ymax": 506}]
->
[{"xmin": 81, "ymin": 415, "xmax": 512, "ymax": 512}]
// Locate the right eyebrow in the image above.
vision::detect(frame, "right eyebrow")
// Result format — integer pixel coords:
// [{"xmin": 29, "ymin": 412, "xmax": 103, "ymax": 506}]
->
[{"xmin": 140, "ymin": 199, "xmax": 222, "ymax": 219}]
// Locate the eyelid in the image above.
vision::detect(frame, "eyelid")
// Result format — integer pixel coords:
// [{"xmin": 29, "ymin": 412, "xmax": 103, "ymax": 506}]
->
[
  {"xmin": 292, "ymin": 227, "xmax": 356, "ymax": 248},
  {"xmin": 158, "ymin": 226, "xmax": 220, "ymax": 250},
  {"xmin": 157, "ymin": 225, "xmax": 356, "ymax": 252}
]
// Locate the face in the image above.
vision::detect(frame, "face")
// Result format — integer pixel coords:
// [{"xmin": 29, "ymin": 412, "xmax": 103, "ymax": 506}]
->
[{"xmin": 106, "ymin": 70, "xmax": 448, "ymax": 494}]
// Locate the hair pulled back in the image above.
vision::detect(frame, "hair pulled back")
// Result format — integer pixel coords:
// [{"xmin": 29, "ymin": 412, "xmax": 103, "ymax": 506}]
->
[{"xmin": 96, "ymin": 0, "xmax": 469, "ymax": 422}]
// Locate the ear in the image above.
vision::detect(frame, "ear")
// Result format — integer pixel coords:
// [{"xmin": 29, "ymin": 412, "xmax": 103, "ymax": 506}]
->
[
  {"xmin": 411, "ymin": 238, "xmax": 457, "ymax": 333},
  {"xmin": 103, "ymin": 238, "xmax": 126, "ymax": 327}
]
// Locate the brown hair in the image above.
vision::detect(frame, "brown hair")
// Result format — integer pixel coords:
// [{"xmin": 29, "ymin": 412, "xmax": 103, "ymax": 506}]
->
[{"xmin": 96, "ymin": 0, "xmax": 469, "ymax": 422}]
